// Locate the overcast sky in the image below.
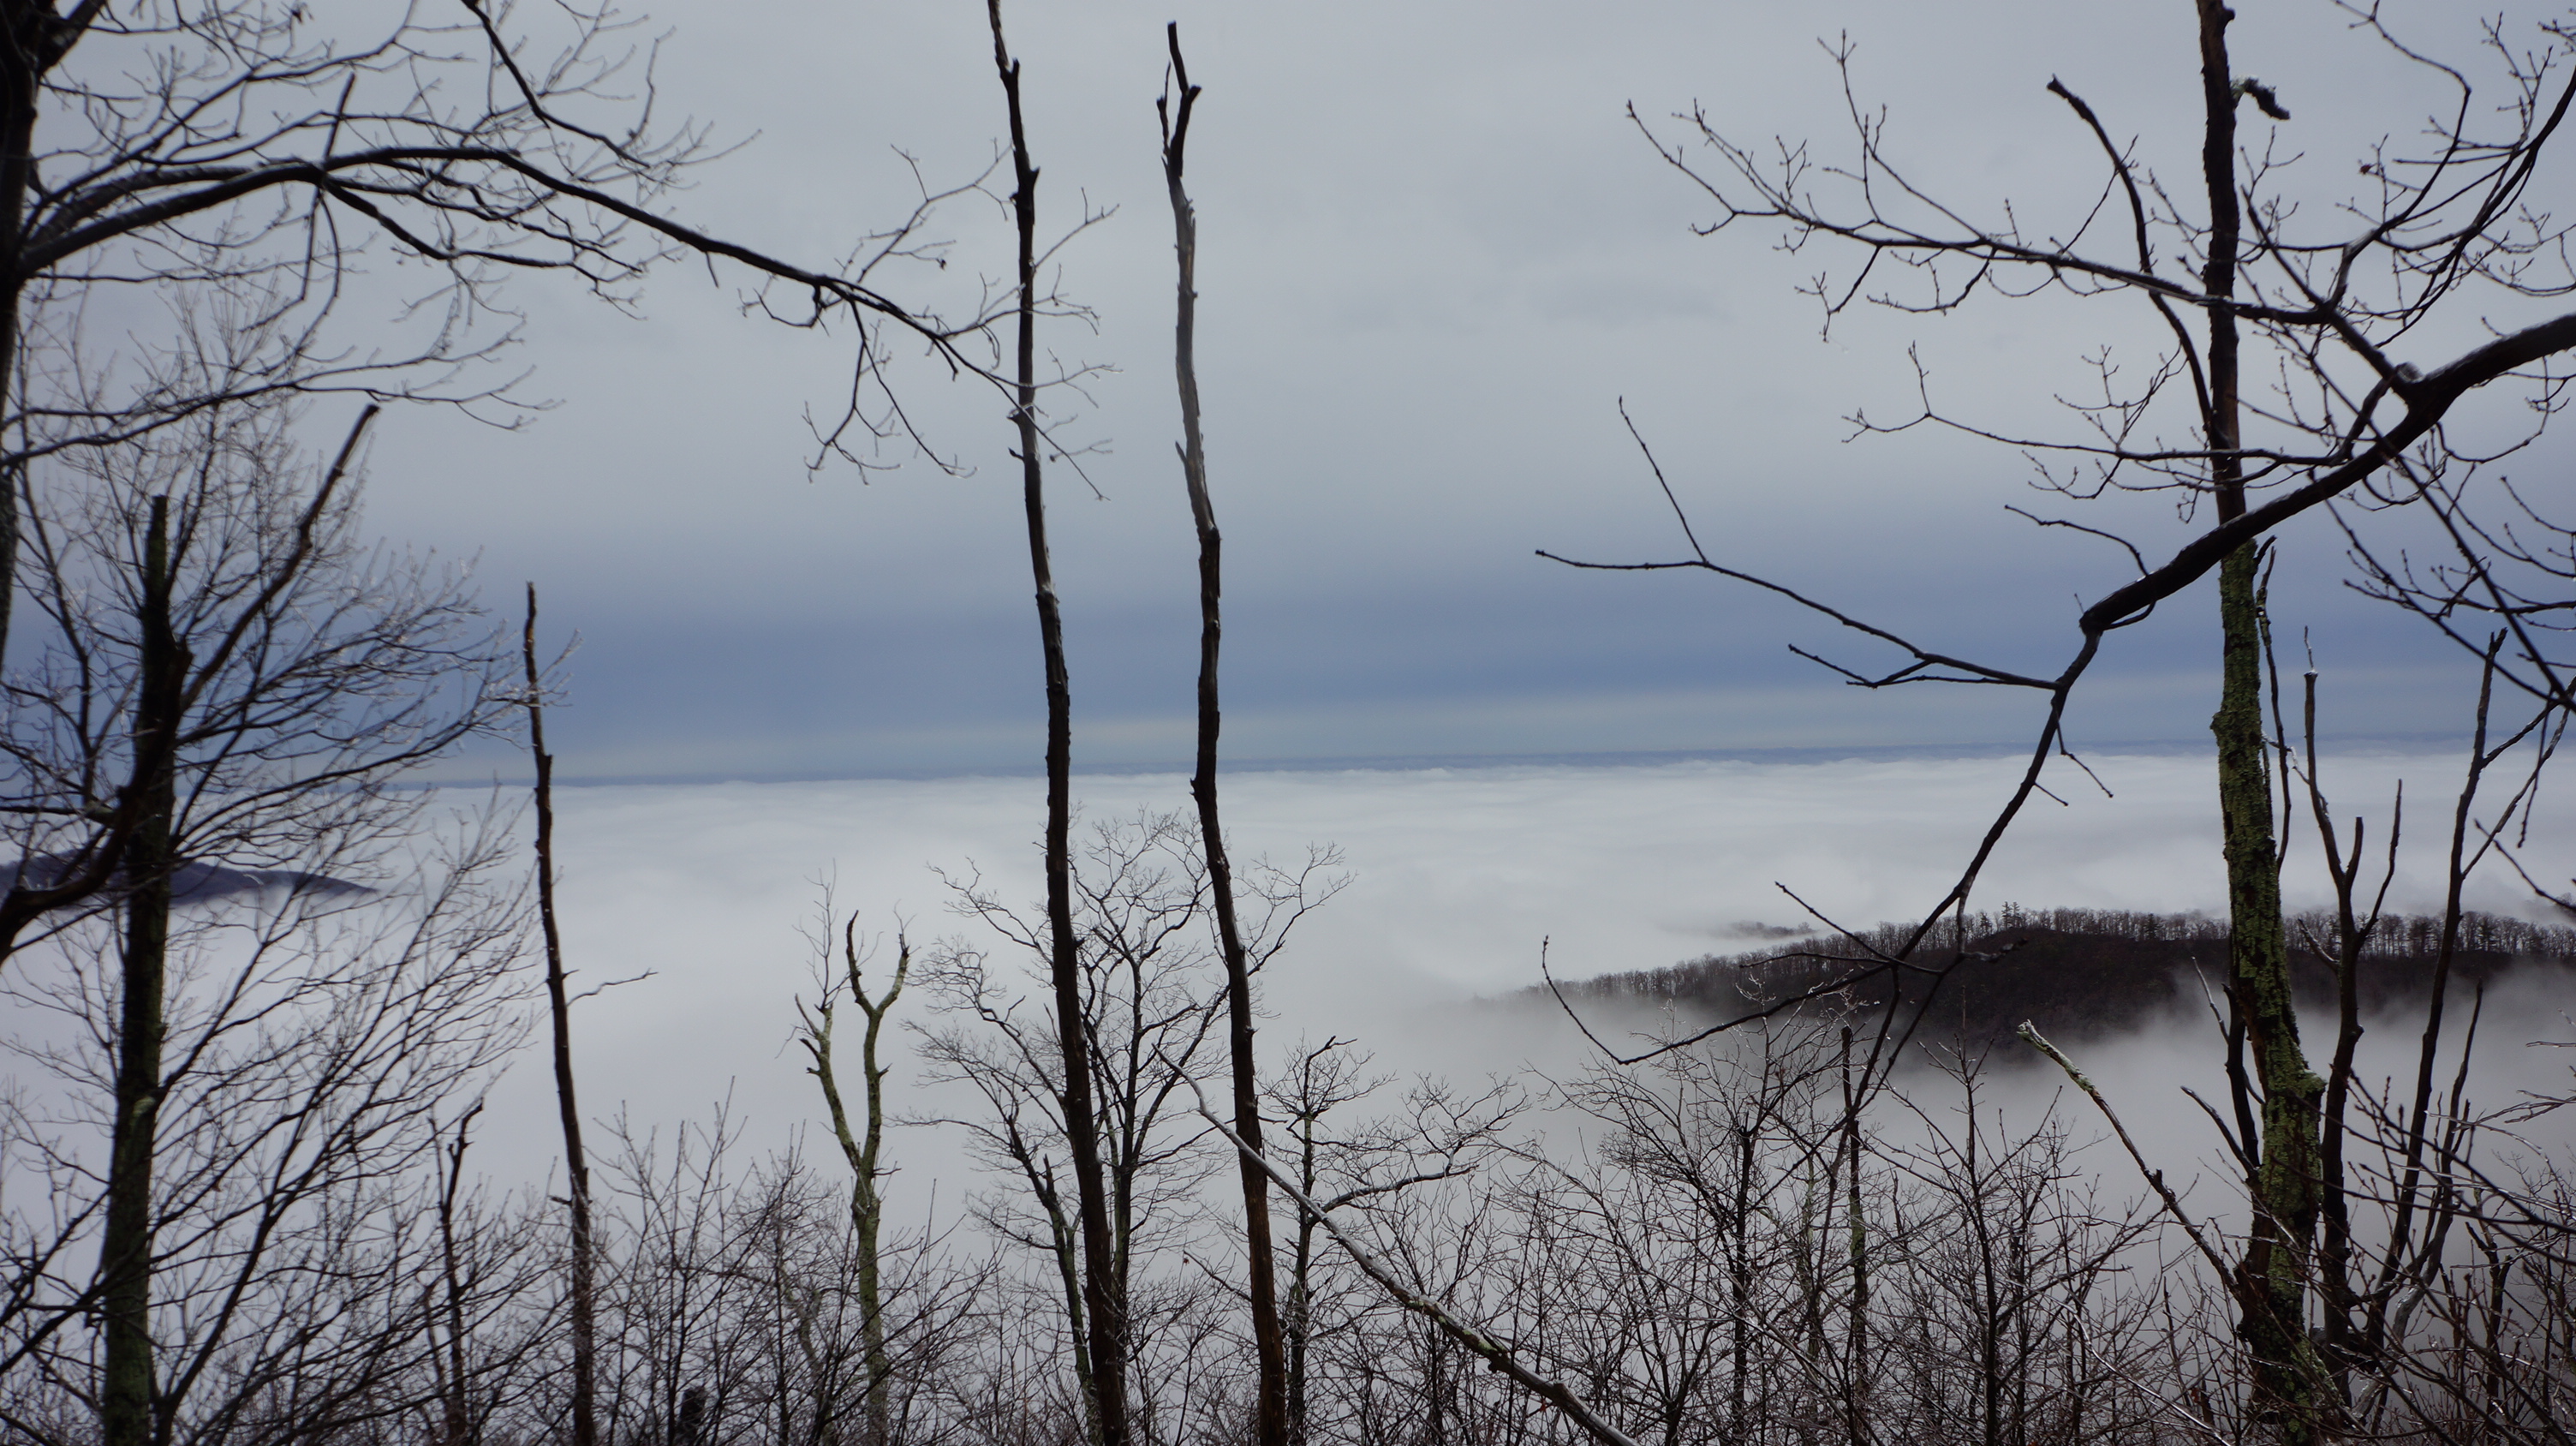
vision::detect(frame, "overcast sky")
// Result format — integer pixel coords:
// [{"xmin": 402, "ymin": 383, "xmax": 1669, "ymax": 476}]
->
[{"xmin": 337, "ymin": 0, "xmax": 2576, "ymax": 782}]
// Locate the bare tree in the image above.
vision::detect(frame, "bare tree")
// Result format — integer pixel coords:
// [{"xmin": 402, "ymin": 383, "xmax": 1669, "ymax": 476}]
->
[
  {"xmin": 918, "ymin": 810, "xmax": 1339, "ymax": 1444},
  {"xmin": 0, "ymin": 0, "xmax": 1064, "ymax": 973},
  {"xmin": 1197, "ymin": 1076, "xmax": 1643, "ymax": 1446},
  {"xmin": 1156, "ymin": 27, "xmax": 1290, "ymax": 1446},
  {"xmin": 1256, "ymin": 1041, "xmax": 1522, "ymax": 1446},
  {"xmin": 0, "ymin": 799, "xmax": 534, "ymax": 1446},
  {"xmin": 1536, "ymin": 9, "xmax": 2576, "ymax": 1437},
  {"xmin": 0, "ymin": 382, "xmax": 512, "ymax": 1446},
  {"xmin": 977, "ymin": 2, "xmax": 1122, "ymax": 1436},
  {"xmin": 566, "ymin": 1103, "xmax": 1001, "ymax": 1446},
  {"xmin": 798, "ymin": 907, "xmax": 911, "ymax": 1446},
  {"xmin": 522, "ymin": 584, "xmax": 599, "ymax": 1446},
  {"xmin": 0, "ymin": 0, "xmax": 1030, "ymax": 633},
  {"xmin": 0, "ymin": 1, "xmax": 657, "ymax": 659}
]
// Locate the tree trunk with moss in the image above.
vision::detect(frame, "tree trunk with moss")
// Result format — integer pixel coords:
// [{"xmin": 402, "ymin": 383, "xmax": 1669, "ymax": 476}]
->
[
  {"xmin": 2197, "ymin": 4, "xmax": 2328, "ymax": 1437},
  {"xmin": 2215, "ymin": 542, "xmax": 2328, "ymax": 1438}
]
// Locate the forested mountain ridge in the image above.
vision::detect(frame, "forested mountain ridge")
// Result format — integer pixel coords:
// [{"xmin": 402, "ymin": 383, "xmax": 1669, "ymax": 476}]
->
[{"xmin": 1547, "ymin": 906, "xmax": 2576, "ymax": 1043}]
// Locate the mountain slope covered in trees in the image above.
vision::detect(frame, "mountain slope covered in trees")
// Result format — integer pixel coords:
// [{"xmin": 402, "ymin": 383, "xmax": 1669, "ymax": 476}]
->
[{"xmin": 1551, "ymin": 906, "xmax": 2576, "ymax": 1044}]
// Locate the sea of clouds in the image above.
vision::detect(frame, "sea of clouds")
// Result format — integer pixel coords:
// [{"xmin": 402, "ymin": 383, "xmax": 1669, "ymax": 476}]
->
[{"xmin": 481, "ymin": 749, "xmax": 2574, "ymax": 1214}]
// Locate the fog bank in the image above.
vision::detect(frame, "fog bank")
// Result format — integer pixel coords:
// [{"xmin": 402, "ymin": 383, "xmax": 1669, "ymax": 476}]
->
[{"xmin": 474, "ymin": 749, "xmax": 2572, "ymax": 1199}]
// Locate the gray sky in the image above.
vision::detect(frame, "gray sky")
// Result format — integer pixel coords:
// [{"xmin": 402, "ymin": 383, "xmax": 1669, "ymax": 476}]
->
[{"xmin": 349, "ymin": 0, "xmax": 2569, "ymax": 781}]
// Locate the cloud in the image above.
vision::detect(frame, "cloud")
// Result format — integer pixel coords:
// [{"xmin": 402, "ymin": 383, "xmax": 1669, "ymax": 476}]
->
[
  {"xmin": 432, "ymin": 747, "xmax": 2569, "ymax": 1197},
  {"xmin": 15, "ymin": 747, "xmax": 2564, "ymax": 1240}
]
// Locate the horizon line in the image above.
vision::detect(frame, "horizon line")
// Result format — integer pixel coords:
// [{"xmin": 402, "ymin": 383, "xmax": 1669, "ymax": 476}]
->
[{"xmin": 416, "ymin": 730, "xmax": 2477, "ymax": 791}]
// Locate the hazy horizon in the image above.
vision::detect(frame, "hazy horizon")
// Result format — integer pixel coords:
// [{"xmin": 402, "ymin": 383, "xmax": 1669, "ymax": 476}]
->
[{"xmin": 420, "ymin": 746, "xmax": 2571, "ymax": 1193}]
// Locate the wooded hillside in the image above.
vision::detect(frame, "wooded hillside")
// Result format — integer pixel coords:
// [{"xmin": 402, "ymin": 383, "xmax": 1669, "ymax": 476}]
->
[{"xmin": 1553, "ymin": 907, "xmax": 2576, "ymax": 1043}]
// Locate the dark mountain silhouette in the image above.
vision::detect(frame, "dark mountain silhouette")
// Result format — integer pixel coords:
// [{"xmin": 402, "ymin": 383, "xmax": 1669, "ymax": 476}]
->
[
  {"xmin": 1547, "ymin": 905, "xmax": 2576, "ymax": 1045},
  {"xmin": 0, "ymin": 853, "xmax": 371, "ymax": 908}
]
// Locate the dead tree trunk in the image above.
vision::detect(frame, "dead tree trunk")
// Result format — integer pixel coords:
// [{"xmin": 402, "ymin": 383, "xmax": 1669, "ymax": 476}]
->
[
  {"xmin": 984, "ymin": 7, "xmax": 1126, "ymax": 1442},
  {"xmin": 800, "ymin": 921, "xmax": 910, "ymax": 1446},
  {"xmin": 435, "ymin": 1103, "xmax": 485, "ymax": 1446},
  {"xmin": 523, "ymin": 586, "xmax": 598, "ymax": 1446},
  {"xmin": 1158, "ymin": 27, "xmax": 1287, "ymax": 1446}
]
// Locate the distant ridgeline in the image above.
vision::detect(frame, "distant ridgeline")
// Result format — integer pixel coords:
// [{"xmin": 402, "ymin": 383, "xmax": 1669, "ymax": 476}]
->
[
  {"xmin": 1552, "ymin": 905, "xmax": 2576, "ymax": 1044},
  {"xmin": 0, "ymin": 853, "xmax": 368, "ymax": 905}
]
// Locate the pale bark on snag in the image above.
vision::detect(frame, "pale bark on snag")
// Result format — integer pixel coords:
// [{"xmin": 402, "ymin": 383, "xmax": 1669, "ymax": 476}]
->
[
  {"xmin": 1158, "ymin": 26, "xmax": 1289, "ymax": 1446},
  {"xmin": 799, "ymin": 918, "xmax": 909, "ymax": 1446},
  {"xmin": 983, "ymin": 5, "xmax": 1126, "ymax": 1442}
]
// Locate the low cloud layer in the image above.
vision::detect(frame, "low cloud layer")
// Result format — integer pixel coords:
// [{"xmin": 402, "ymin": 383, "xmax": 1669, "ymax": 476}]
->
[{"xmin": 465, "ymin": 749, "xmax": 2572, "ymax": 1198}]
